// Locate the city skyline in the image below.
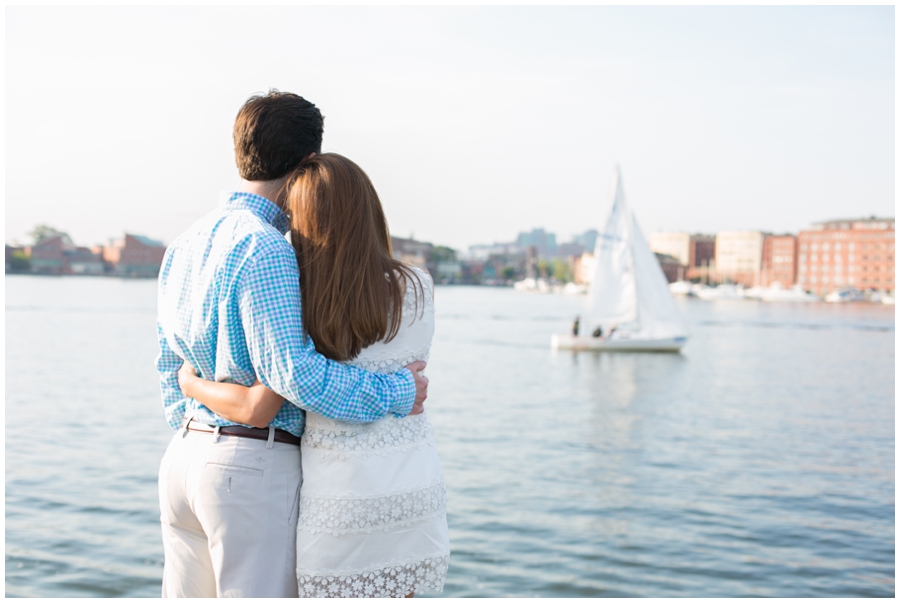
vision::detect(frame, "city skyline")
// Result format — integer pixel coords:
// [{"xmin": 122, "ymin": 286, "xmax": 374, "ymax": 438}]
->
[
  {"xmin": 6, "ymin": 6, "xmax": 893, "ymax": 251},
  {"xmin": 10, "ymin": 213, "xmax": 894, "ymax": 258}
]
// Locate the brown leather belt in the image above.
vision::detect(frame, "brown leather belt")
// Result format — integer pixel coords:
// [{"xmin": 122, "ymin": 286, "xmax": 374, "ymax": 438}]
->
[{"xmin": 186, "ymin": 420, "xmax": 301, "ymax": 446}]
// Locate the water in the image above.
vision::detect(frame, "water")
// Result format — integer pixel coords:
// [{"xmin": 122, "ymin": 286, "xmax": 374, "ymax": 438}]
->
[{"xmin": 5, "ymin": 275, "xmax": 894, "ymax": 597}]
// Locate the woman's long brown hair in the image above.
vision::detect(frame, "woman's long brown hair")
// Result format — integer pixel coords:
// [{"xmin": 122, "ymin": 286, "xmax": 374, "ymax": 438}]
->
[{"xmin": 285, "ymin": 153, "xmax": 422, "ymax": 361}]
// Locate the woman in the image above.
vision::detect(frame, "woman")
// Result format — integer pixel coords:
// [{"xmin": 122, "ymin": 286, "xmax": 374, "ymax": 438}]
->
[{"xmin": 177, "ymin": 153, "xmax": 449, "ymax": 598}]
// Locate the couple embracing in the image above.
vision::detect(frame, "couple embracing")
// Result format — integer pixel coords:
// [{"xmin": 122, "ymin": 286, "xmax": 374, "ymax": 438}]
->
[{"xmin": 155, "ymin": 91, "xmax": 449, "ymax": 598}]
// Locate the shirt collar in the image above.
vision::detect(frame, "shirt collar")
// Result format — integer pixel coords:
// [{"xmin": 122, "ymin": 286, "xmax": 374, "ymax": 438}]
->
[{"xmin": 222, "ymin": 191, "xmax": 290, "ymax": 235}]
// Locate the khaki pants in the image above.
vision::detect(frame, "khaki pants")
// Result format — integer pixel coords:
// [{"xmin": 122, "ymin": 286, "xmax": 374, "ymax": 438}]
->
[{"xmin": 158, "ymin": 425, "xmax": 302, "ymax": 597}]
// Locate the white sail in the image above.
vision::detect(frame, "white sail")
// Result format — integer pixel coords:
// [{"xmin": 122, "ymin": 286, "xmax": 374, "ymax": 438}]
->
[
  {"xmin": 631, "ymin": 215, "xmax": 690, "ymax": 338},
  {"xmin": 586, "ymin": 167, "xmax": 637, "ymax": 325},
  {"xmin": 553, "ymin": 166, "xmax": 689, "ymax": 352}
]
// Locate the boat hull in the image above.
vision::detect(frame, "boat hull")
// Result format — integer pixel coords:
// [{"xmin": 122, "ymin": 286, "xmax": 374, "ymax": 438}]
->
[{"xmin": 551, "ymin": 333, "xmax": 687, "ymax": 352}]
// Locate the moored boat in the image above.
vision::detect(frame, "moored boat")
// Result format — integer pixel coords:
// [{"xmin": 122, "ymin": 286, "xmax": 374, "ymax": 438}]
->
[
  {"xmin": 824, "ymin": 288, "xmax": 866, "ymax": 303},
  {"xmin": 694, "ymin": 283, "xmax": 745, "ymax": 300},
  {"xmin": 668, "ymin": 280, "xmax": 695, "ymax": 296},
  {"xmin": 739, "ymin": 283, "xmax": 819, "ymax": 302}
]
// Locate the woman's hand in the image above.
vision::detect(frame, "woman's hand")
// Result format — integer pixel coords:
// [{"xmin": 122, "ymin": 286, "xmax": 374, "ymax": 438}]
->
[
  {"xmin": 178, "ymin": 361, "xmax": 200, "ymax": 397},
  {"xmin": 174, "ymin": 360, "xmax": 285, "ymax": 428}
]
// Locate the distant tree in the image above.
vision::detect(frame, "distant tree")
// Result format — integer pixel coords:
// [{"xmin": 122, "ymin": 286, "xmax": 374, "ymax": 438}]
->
[
  {"xmin": 537, "ymin": 259, "xmax": 550, "ymax": 278},
  {"xmin": 433, "ymin": 245, "xmax": 457, "ymax": 263},
  {"xmin": 8, "ymin": 251, "xmax": 30, "ymax": 272},
  {"xmin": 551, "ymin": 259, "xmax": 574, "ymax": 283},
  {"xmin": 501, "ymin": 266, "xmax": 517, "ymax": 281},
  {"xmin": 29, "ymin": 224, "xmax": 68, "ymax": 244}
]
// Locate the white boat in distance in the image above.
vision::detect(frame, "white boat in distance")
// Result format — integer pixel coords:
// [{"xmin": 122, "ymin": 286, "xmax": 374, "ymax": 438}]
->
[
  {"xmin": 668, "ymin": 280, "xmax": 696, "ymax": 296},
  {"xmin": 694, "ymin": 283, "xmax": 745, "ymax": 300},
  {"xmin": 825, "ymin": 288, "xmax": 866, "ymax": 303},
  {"xmin": 746, "ymin": 283, "xmax": 820, "ymax": 303},
  {"xmin": 552, "ymin": 167, "xmax": 689, "ymax": 352}
]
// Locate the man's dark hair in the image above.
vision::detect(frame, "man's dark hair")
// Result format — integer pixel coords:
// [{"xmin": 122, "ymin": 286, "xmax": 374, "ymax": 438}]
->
[{"xmin": 233, "ymin": 90, "xmax": 324, "ymax": 181}]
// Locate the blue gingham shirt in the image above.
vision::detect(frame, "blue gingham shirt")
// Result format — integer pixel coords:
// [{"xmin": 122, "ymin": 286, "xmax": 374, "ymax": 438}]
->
[{"xmin": 155, "ymin": 192, "xmax": 416, "ymax": 436}]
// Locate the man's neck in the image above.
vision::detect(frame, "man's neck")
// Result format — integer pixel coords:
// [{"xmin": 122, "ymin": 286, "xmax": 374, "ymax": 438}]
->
[{"xmin": 238, "ymin": 177, "xmax": 290, "ymax": 212}]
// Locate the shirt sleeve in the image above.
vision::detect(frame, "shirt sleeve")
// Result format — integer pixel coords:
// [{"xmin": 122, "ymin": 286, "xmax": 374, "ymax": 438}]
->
[
  {"xmin": 156, "ymin": 320, "xmax": 188, "ymax": 431},
  {"xmin": 236, "ymin": 245, "xmax": 416, "ymax": 423}
]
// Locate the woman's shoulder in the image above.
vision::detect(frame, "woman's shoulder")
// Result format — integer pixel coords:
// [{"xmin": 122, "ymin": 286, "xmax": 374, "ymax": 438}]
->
[{"xmin": 397, "ymin": 264, "xmax": 434, "ymax": 315}]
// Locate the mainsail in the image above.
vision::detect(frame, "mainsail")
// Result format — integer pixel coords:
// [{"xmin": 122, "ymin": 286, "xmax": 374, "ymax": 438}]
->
[
  {"xmin": 585, "ymin": 167, "xmax": 688, "ymax": 338},
  {"xmin": 586, "ymin": 167, "xmax": 637, "ymax": 325}
]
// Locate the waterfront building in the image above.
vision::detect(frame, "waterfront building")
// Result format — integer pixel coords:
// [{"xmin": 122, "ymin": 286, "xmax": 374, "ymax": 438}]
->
[
  {"xmin": 103, "ymin": 234, "xmax": 167, "ymax": 277},
  {"xmin": 571, "ymin": 229, "xmax": 599, "ymax": 254},
  {"xmin": 797, "ymin": 217, "xmax": 894, "ymax": 296},
  {"xmin": 517, "ymin": 228, "xmax": 557, "ymax": 258},
  {"xmin": 435, "ymin": 261, "xmax": 463, "ymax": 283},
  {"xmin": 463, "ymin": 242, "xmax": 521, "ymax": 262},
  {"xmin": 654, "ymin": 253, "xmax": 683, "ymax": 283},
  {"xmin": 649, "ymin": 232, "xmax": 691, "ymax": 266},
  {"xmin": 29, "ymin": 234, "xmax": 73, "ymax": 274},
  {"xmin": 686, "ymin": 235, "xmax": 716, "ymax": 282},
  {"xmin": 715, "ymin": 231, "xmax": 765, "ymax": 287},
  {"xmin": 760, "ymin": 235, "xmax": 797, "ymax": 288},
  {"xmin": 574, "ymin": 251, "xmax": 595, "ymax": 285},
  {"xmin": 66, "ymin": 247, "xmax": 106, "ymax": 275},
  {"xmin": 650, "ymin": 232, "xmax": 716, "ymax": 282},
  {"xmin": 26, "ymin": 234, "xmax": 107, "ymax": 275},
  {"xmin": 556, "ymin": 242, "xmax": 586, "ymax": 260},
  {"xmin": 391, "ymin": 236, "xmax": 435, "ymax": 276}
]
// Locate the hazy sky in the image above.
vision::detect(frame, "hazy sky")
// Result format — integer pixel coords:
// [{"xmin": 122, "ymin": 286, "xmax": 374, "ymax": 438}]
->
[{"xmin": 6, "ymin": 6, "xmax": 894, "ymax": 251}]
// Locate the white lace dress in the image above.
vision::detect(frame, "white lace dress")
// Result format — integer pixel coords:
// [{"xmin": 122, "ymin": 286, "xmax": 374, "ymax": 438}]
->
[{"xmin": 296, "ymin": 268, "xmax": 449, "ymax": 598}]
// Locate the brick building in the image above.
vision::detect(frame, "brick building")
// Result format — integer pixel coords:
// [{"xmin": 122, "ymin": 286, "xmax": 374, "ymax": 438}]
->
[
  {"xmin": 760, "ymin": 235, "xmax": 797, "ymax": 288},
  {"xmin": 649, "ymin": 232, "xmax": 715, "ymax": 282},
  {"xmin": 26, "ymin": 234, "xmax": 105, "ymax": 275},
  {"xmin": 29, "ymin": 235, "xmax": 72, "ymax": 274},
  {"xmin": 686, "ymin": 235, "xmax": 716, "ymax": 282},
  {"xmin": 797, "ymin": 217, "xmax": 894, "ymax": 296},
  {"xmin": 654, "ymin": 252, "xmax": 683, "ymax": 283},
  {"xmin": 391, "ymin": 236, "xmax": 435, "ymax": 276},
  {"xmin": 66, "ymin": 247, "xmax": 106, "ymax": 274},
  {"xmin": 103, "ymin": 234, "xmax": 167, "ymax": 277}
]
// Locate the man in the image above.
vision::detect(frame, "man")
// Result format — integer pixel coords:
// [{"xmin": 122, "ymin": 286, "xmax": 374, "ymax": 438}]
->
[{"xmin": 155, "ymin": 90, "xmax": 428, "ymax": 598}]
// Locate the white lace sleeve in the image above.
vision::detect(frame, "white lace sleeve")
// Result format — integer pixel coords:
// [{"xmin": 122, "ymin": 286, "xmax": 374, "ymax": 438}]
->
[{"xmin": 344, "ymin": 266, "xmax": 434, "ymax": 374}]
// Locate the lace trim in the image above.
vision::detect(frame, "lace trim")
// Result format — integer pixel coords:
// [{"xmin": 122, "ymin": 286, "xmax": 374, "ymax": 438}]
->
[
  {"xmin": 348, "ymin": 343, "xmax": 431, "ymax": 375},
  {"xmin": 399, "ymin": 268, "xmax": 434, "ymax": 318},
  {"xmin": 298, "ymin": 555, "xmax": 448, "ymax": 598},
  {"xmin": 297, "ymin": 482, "xmax": 446, "ymax": 535},
  {"xmin": 303, "ymin": 413, "xmax": 435, "ymax": 458}
]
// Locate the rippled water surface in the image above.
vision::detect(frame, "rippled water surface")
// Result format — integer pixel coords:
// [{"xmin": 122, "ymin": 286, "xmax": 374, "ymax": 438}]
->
[{"xmin": 6, "ymin": 276, "xmax": 895, "ymax": 597}]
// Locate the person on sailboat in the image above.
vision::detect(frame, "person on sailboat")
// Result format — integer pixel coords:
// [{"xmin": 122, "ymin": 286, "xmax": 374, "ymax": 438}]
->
[
  {"xmin": 591, "ymin": 326, "xmax": 603, "ymax": 338},
  {"xmin": 572, "ymin": 316, "xmax": 580, "ymax": 336},
  {"xmin": 607, "ymin": 323, "xmax": 618, "ymax": 339}
]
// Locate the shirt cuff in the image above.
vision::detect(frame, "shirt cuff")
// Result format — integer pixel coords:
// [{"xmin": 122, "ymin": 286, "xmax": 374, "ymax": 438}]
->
[{"xmin": 389, "ymin": 368, "xmax": 417, "ymax": 417}]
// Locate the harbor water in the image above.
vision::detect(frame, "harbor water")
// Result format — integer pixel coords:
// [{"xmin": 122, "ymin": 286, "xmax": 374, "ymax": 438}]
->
[{"xmin": 5, "ymin": 275, "xmax": 895, "ymax": 597}]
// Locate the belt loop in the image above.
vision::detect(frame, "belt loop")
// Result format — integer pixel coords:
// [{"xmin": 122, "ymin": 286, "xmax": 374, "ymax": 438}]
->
[
  {"xmin": 266, "ymin": 426, "xmax": 275, "ymax": 449},
  {"xmin": 212, "ymin": 425, "xmax": 221, "ymax": 443},
  {"xmin": 180, "ymin": 412, "xmax": 194, "ymax": 438}
]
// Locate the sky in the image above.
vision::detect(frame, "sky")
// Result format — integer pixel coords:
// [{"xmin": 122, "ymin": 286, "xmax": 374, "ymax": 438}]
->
[{"xmin": 5, "ymin": 6, "xmax": 895, "ymax": 251}]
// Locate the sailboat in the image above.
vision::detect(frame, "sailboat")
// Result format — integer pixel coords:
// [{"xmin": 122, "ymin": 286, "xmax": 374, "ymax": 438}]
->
[{"xmin": 551, "ymin": 167, "xmax": 689, "ymax": 352}]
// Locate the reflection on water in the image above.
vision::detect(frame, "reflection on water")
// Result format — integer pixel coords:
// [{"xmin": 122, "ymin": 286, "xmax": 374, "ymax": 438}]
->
[{"xmin": 5, "ymin": 278, "xmax": 895, "ymax": 597}]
